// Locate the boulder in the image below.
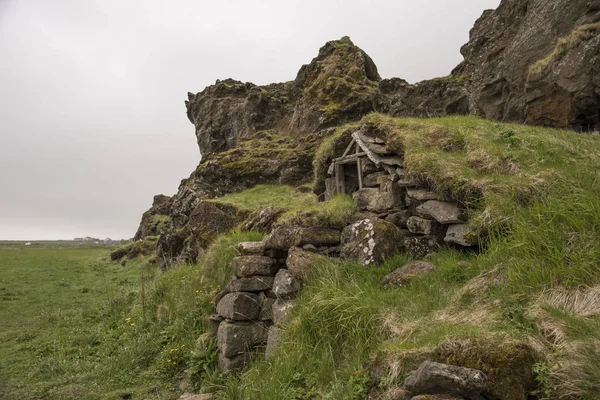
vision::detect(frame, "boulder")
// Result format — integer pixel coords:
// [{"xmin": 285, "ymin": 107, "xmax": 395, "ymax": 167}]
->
[
  {"xmin": 217, "ymin": 321, "xmax": 269, "ymax": 358},
  {"xmin": 404, "ymin": 361, "xmax": 487, "ymax": 399},
  {"xmin": 403, "ymin": 236, "xmax": 441, "ymax": 259},
  {"xmin": 233, "ymin": 256, "xmax": 278, "ymax": 278},
  {"xmin": 236, "ymin": 241, "xmax": 266, "ymax": 256},
  {"xmin": 265, "ymin": 326, "xmax": 284, "ymax": 357},
  {"xmin": 444, "ymin": 224, "xmax": 477, "ymax": 247},
  {"xmin": 340, "ymin": 218, "xmax": 405, "ymax": 265},
  {"xmin": 324, "ymin": 177, "xmax": 338, "ymax": 201},
  {"xmin": 265, "ymin": 226, "xmax": 341, "ymax": 250},
  {"xmin": 381, "ymin": 261, "xmax": 437, "ymax": 287},
  {"xmin": 215, "ymin": 292, "xmax": 260, "ymax": 321},
  {"xmin": 273, "ymin": 269, "xmax": 302, "ymax": 300},
  {"xmin": 416, "ymin": 201, "xmax": 465, "ymax": 224},
  {"xmin": 272, "ymin": 298, "xmax": 297, "ymax": 326},
  {"xmin": 226, "ymin": 276, "xmax": 275, "ymax": 293},
  {"xmin": 354, "ymin": 180, "xmax": 405, "ymax": 212},
  {"xmin": 286, "ymin": 246, "xmax": 327, "ymax": 282},
  {"xmin": 133, "ymin": 194, "xmax": 173, "ymax": 241},
  {"xmin": 406, "ymin": 217, "xmax": 445, "ymax": 236}
]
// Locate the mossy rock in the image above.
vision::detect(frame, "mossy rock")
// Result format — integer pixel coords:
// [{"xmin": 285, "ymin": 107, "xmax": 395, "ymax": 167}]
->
[
  {"xmin": 110, "ymin": 237, "xmax": 159, "ymax": 261},
  {"xmin": 433, "ymin": 336, "xmax": 539, "ymax": 400}
]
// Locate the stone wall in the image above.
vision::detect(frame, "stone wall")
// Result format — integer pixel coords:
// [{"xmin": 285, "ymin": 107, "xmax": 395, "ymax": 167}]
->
[{"xmin": 214, "ymin": 242, "xmax": 307, "ymax": 370}]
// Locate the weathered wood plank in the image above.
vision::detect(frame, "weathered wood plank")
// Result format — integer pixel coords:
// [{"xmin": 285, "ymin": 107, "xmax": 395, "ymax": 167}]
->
[
  {"xmin": 352, "ymin": 132, "xmax": 383, "ymax": 166},
  {"xmin": 332, "ymin": 152, "xmax": 367, "ymax": 163},
  {"xmin": 341, "ymin": 139, "xmax": 357, "ymax": 158}
]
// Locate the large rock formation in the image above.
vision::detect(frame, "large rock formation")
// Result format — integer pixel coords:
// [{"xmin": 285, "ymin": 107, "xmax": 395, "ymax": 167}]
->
[
  {"xmin": 134, "ymin": 0, "xmax": 600, "ymax": 268},
  {"xmin": 185, "ymin": 36, "xmax": 381, "ymax": 159},
  {"xmin": 383, "ymin": 0, "xmax": 600, "ymax": 131}
]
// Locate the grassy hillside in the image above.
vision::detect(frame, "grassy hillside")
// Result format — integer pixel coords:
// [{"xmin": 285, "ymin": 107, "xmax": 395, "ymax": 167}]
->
[
  {"xmin": 2, "ymin": 116, "xmax": 600, "ymax": 399},
  {"xmin": 216, "ymin": 115, "xmax": 600, "ymax": 399}
]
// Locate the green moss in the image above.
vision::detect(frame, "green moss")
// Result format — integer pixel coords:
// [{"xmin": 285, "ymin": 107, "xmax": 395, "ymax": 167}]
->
[
  {"xmin": 199, "ymin": 130, "xmax": 320, "ymax": 183},
  {"xmin": 150, "ymin": 214, "xmax": 171, "ymax": 234},
  {"xmin": 434, "ymin": 336, "xmax": 538, "ymax": 400},
  {"xmin": 111, "ymin": 236, "xmax": 159, "ymax": 260}
]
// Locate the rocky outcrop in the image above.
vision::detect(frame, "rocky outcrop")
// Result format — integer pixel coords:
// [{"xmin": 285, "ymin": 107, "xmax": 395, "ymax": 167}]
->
[
  {"xmin": 382, "ymin": 0, "xmax": 600, "ymax": 131},
  {"xmin": 156, "ymin": 200, "xmax": 251, "ymax": 268},
  {"xmin": 134, "ymin": 194, "xmax": 172, "ymax": 241},
  {"xmin": 185, "ymin": 36, "xmax": 381, "ymax": 159},
  {"xmin": 134, "ymin": 0, "xmax": 600, "ymax": 268}
]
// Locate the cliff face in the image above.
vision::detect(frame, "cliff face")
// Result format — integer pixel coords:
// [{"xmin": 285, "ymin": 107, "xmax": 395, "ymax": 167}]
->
[
  {"xmin": 382, "ymin": 0, "xmax": 600, "ymax": 130},
  {"xmin": 134, "ymin": 0, "xmax": 600, "ymax": 267},
  {"xmin": 456, "ymin": 0, "xmax": 600, "ymax": 130}
]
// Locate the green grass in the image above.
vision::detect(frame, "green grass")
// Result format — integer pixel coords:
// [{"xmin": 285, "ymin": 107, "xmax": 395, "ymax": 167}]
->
[
  {"xmin": 0, "ymin": 247, "xmax": 164, "ymax": 399},
  {"xmin": 0, "ymin": 230, "xmax": 263, "ymax": 400},
  {"xmin": 4, "ymin": 115, "xmax": 600, "ymax": 399},
  {"xmin": 215, "ymin": 184, "xmax": 316, "ymax": 211},
  {"xmin": 277, "ymin": 194, "xmax": 356, "ymax": 230},
  {"xmin": 218, "ymin": 115, "xmax": 600, "ymax": 399}
]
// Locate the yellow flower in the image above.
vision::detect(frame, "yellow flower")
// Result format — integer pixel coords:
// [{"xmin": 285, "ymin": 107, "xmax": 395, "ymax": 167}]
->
[
  {"xmin": 173, "ymin": 362, "xmax": 177, "ymax": 365},
  {"xmin": 130, "ymin": 323, "xmax": 135, "ymax": 326},
  {"xmin": 167, "ymin": 359, "xmax": 171, "ymax": 363}
]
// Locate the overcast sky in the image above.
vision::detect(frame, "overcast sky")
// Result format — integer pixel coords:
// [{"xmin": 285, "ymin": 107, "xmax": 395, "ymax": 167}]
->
[{"xmin": 0, "ymin": 0, "xmax": 500, "ymax": 240}]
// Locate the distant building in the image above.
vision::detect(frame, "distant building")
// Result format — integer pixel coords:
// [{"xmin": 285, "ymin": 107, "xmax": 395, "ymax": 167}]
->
[{"xmin": 25, "ymin": 242, "xmax": 31, "ymax": 246}]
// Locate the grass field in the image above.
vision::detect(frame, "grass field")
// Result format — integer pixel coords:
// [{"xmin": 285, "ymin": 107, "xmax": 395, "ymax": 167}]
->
[{"xmin": 0, "ymin": 246, "xmax": 168, "ymax": 400}]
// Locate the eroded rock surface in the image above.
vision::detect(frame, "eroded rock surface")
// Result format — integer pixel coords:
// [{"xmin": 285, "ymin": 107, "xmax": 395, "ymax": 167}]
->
[
  {"xmin": 340, "ymin": 218, "xmax": 404, "ymax": 265},
  {"xmin": 404, "ymin": 361, "xmax": 488, "ymax": 399}
]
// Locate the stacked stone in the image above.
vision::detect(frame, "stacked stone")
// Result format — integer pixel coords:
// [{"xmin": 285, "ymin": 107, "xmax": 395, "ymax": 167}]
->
[
  {"xmin": 214, "ymin": 236, "xmax": 330, "ymax": 371},
  {"xmin": 339, "ymin": 162, "xmax": 476, "ymax": 262},
  {"xmin": 214, "ymin": 241, "xmax": 282, "ymax": 371}
]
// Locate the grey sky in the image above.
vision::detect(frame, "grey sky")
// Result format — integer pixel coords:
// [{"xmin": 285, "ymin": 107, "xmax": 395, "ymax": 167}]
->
[{"xmin": 0, "ymin": 0, "xmax": 500, "ymax": 240}]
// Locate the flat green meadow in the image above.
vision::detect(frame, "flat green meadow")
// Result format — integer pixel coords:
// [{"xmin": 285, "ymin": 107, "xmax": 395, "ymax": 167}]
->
[{"xmin": 0, "ymin": 246, "xmax": 168, "ymax": 400}]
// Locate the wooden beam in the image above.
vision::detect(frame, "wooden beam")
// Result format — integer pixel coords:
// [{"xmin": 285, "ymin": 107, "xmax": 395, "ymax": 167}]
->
[
  {"xmin": 352, "ymin": 132, "xmax": 383, "ymax": 166},
  {"xmin": 332, "ymin": 152, "xmax": 367, "ymax": 163},
  {"xmin": 335, "ymin": 163, "xmax": 346, "ymax": 194},
  {"xmin": 341, "ymin": 139, "xmax": 356, "ymax": 158},
  {"xmin": 356, "ymin": 142, "xmax": 363, "ymax": 189}
]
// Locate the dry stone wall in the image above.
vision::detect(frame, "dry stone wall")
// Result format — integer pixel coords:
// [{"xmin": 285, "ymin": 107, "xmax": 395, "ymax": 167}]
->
[{"xmin": 213, "ymin": 159, "xmax": 478, "ymax": 371}]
